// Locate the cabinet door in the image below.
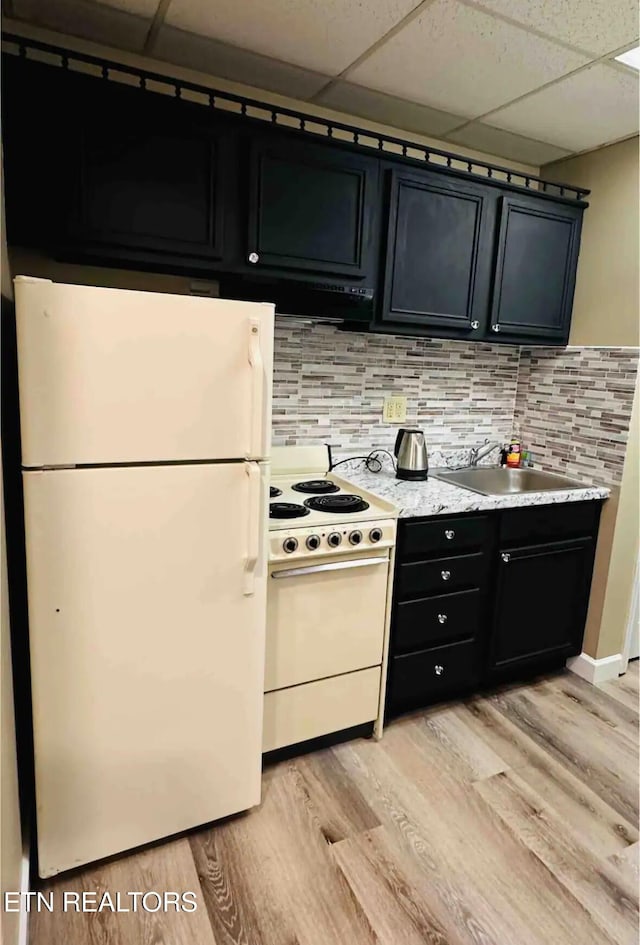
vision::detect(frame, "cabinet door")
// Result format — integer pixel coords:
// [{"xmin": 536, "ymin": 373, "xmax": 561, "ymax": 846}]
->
[
  {"xmin": 2, "ymin": 55, "xmax": 71, "ymax": 249},
  {"xmin": 71, "ymin": 83, "xmax": 227, "ymax": 263},
  {"xmin": 247, "ymin": 135, "xmax": 377, "ymax": 277},
  {"xmin": 489, "ymin": 537, "xmax": 595, "ymax": 672},
  {"xmin": 489, "ymin": 196, "xmax": 583, "ymax": 343},
  {"xmin": 380, "ymin": 169, "xmax": 494, "ymax": 334}
]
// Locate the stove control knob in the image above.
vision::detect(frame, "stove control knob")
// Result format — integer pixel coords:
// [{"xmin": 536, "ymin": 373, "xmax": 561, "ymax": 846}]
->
[
  {"xmin": 369, "ymin": 528, "xmax": 383, "ymax": 543},
  {"xmin": 283, "ymin": 537, "xmax": 298, "ymax": 554},
  {"xmin": 349, "ymin": 530, "xmax": 363, "ymax": 546},
  {"xmin": 327, "ymin": 532, "xmax": 342, "ymax": 548},
  {"xmin": 306, "ymin": 534, "xmax": 321, "ymax": 551}
]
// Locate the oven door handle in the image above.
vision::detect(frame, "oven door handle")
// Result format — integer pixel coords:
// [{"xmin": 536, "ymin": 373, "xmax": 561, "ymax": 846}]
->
[{"xmin": 271, "ymin": 557, "xmax": 387, "ymax": 579}]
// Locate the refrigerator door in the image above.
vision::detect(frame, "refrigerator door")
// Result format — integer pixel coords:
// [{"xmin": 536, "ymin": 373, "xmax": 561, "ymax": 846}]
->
[
  {"xmin": 23, "ymin": 461, "xmax": 268, "ymax": 877},
  {"xmin": 15, "ymin": 277, "xmax": 273, "ymax": 467}
]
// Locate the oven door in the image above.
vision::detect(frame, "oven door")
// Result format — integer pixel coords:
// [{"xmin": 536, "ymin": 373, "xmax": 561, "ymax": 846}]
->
[{"xmin": 266, "ymin": 550, "xmax": 390, "ymax": 692}]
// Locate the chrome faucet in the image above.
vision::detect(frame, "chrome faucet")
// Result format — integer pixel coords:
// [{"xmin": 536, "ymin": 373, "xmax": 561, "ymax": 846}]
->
[{"xmin": 469, "ymin": 440, "xmax": 503, "ymax": 466}]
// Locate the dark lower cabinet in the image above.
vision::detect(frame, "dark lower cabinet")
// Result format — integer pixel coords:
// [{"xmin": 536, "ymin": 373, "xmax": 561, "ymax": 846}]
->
[
  {"xmin": 391, "ymin": 639, "xmax": 481, "ymax": 713},
  {"xmin": 387, "ymin": 501, "xmax": 601, "ymax": 715},
  {"xmin": 247, "ymin": 134, "xmax": 379, "ymax": 279},
  {"xmin": 379, "ymin": 168, "xmax": 494, "ymax": 337},
  {"xmin": 489, "ymin": 195, "xmax": 582, "ymax": 344},
  {"xmin": 488, "ymin": 537, "xmax": 596, "ymax": 673}
]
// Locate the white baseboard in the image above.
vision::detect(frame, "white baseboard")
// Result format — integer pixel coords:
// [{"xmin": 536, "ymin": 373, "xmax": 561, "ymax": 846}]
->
[
  {"xmin": 18, "ymin": 847, "xmax": 29, "ymax": 945},
  {"xmin": 566, "ymin": 652, "xmax": 623, "ymax": 684}
]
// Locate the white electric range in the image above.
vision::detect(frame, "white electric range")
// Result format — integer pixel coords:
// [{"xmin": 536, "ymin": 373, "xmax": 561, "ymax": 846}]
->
[
  {"xmin": 263, "ymin": 447, "xmax": 398, "ymax": 754},
  {"xmin": 268, "ymin": 445, "xmax": 397, "ymax": 562}
]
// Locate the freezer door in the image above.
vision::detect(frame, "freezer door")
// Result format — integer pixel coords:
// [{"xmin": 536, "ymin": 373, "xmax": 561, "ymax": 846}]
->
[
  {"xmin": 23, "ymin": 461, "xmax": 267, "ymax": 877},
  {"xmin": 15, "ymin": 277, "xmax": 274, "ymax": 466}
]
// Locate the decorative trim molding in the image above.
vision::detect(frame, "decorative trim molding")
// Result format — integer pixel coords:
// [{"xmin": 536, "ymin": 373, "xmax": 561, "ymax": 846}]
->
[
  {"xmin": 566, "ymin": 651, "xmax": 623, "ymax": 684},
  {"xmin": 1, "ymin": 32, "xmax": 590, "ymax": 202}
]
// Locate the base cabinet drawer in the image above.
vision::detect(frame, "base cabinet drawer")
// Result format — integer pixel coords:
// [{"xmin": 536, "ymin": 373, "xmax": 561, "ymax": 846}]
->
[
  {"xmin": 263, "ymin": 667, "xmax": 381, "ymax": 753},
  {"xmin": 398, "ymin": 552, "xmax": 488, "ymax": 599},
  {"xmin": 499, "ymin": 501, "xmax": 600, "ymax": 545},
  {"xmin": 390, "ymin": 640, "xmax": 480, "ymax": 712},
  {"xmin": 395, "ymin": 588, "xmax": 481, "ymax": 653},
  {"xmin": 401, "ymin": 515, "xmax": 489, "ymax": 557}
]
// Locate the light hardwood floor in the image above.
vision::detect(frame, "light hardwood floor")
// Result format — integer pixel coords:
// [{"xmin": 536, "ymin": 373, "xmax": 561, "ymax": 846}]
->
[{"xmin": 29, "ymin": 662, "xmax": 639, "ymax": 945}]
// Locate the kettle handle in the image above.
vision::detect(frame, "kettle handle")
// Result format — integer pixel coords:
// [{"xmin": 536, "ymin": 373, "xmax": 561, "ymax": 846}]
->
[{"xmin": 394, "ymin": 429, "xmax": 407, "ymax": 457}]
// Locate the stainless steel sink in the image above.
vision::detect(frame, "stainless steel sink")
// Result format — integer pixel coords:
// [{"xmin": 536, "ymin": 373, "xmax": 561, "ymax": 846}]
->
[{"xmin": 432, "ymin": 466, "xmax": 588, "ymax": 496}]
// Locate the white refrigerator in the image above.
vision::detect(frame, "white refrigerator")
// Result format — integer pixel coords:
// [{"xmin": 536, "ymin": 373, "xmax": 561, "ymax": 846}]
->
[{"xmin": 14, "ymin": 276, "xmax": 274, "ymax": 878}]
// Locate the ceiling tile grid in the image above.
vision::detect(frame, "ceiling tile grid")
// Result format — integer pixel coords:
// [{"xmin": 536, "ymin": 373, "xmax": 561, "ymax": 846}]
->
[
  {"xmin": 164, "ymin": 0, "xmax": 424, "ymax": 76},
  {"xmin": 154, "ymin": 25, "xmax": 330, "ymax": 99},
  {"xmin": 446, "ymin": 121, "xmax": 572, "ymax": 165},
  {"xmin": 11, "ymin": 0, "xmax": 151, "ymax": 50},
  {"xmin": 315, "ymin": 80, "xmax": 465, "ymax": 137},
  {"xmin": 463, "ymin": 0, "xmax": 640, "ymax": 57},
  {"xmin": 345, "ymin": 0, "xmax": 590, "ymax": 117},
  {"xmin": 487, "ymin": 63, "xmax": 640, "ymax": 151}
]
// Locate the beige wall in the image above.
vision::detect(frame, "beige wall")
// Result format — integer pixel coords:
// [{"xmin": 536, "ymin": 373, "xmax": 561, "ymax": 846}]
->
[
  {"xmin": 546, "ymin": 137, "xmax": 639, "ymax": 347},
  {"xmin": 545, "ymin": 138, "xmax": 640, "ymax": 660},
  {"xmin": 1, "ymin": 157, "xmax": 23, "ymax": 945},
  {"xmin": 593, "ymin": 383, "xmax": 639, "ymax": 659}
]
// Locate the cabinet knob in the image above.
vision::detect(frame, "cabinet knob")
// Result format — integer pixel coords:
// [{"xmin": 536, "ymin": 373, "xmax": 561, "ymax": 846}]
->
[
  {"xmin": 445, "ymin": 529, "xmax": 455, "ymax": 540},
  {"xmin": 441, "ymin": 570, "xmax": 451, "ymax": 581},
  {"xmin": 492, "ymin": 324, "xmax": 501, "ymax": 333},
  {"xmin": 248, "ymin": 252, "xmax": 259, "ymax": 264},
  {"xmin": 470, "ymin": 320, "xmax": 479, "ymax": 330},
  {"xmin": 434, "ymin": 664, "xmax": 444, "ymax": 676},
  {"xmin": 437, "ymin": 613, "xmax": 447, "ymax": 624},
  {"xmin": 501, "ymin": 553, "xmax": 511, "ymax": 563}
]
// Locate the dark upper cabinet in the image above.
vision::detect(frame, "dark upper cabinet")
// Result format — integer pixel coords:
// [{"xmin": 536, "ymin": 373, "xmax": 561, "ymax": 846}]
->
[
  {"xmin": 489, "ymin": 537, "xmax": 595, "ymax": 673},
  {"xmin": 489, "ymin": 195, "xmax": 583, "ymax": 343},
  {"xmin": 378, "ymin": 168, "xmax": 495, "ymax": 336},
  {"xmin": 246, "ymin": 135, "xmax": 378, "ymax": 278},
  {"xmin": 2, "ymin": 56, "xmax": 70, "ymax": 249},
  {"xmin": 66, "ymin": 81, "xmax": 229, "ymax": 268},
  {"xmin": 2, "ymin": 52, "xmax": 588, "ymax": 343}
]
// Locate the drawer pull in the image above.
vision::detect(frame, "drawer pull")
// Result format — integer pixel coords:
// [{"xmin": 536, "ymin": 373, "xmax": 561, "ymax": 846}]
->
[
  {"xmin": 501, "ymin": 553, "xmax": 511, "ymax": 563},
  {"xmin": 445, "ymin": 529, "xmax": 455, "ymax": 540},
  {"xmin": 434, "ymin": 664, "xmax": 444, "ymax": 676},
  {"xmin": 437, "ymin": 613, "xmax": 448, "ymax": 624},
  {"xmin": 441, "ymin": 570, "xmax": 451, "ymax": 581}
]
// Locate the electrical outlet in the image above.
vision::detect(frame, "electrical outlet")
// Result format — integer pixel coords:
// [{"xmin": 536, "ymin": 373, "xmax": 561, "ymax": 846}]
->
[{"xmin": 382, "ymin": 395, "xmax": 407, "ymax": 423}]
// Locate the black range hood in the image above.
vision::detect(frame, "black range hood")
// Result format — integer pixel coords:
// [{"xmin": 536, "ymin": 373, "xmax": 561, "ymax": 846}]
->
[{"xmin": 218, "ymin": 274, "xmax": 374, "ymax": 322}]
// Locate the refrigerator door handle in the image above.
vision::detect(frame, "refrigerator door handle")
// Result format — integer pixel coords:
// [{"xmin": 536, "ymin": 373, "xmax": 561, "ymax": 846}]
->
[
  {"xmin": 243, "ymin": 461, "xmax": 262, "ymax": 596},
  {"xmin": 248, "ymin": 318, "xmax": 264, "ymax": 459}
]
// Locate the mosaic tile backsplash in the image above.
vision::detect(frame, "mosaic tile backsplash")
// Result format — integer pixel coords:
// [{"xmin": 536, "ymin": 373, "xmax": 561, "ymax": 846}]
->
[
  {"xmin": 272, "ymin": 319, "xmax": 520, "ymax": 449},
  {"xmin": 513, "ymin": 347, "xmax": 639, "ymax": 487},
  {"xmin": 271, "ymin": 317, "xmax": 638, "ymax": 487}
]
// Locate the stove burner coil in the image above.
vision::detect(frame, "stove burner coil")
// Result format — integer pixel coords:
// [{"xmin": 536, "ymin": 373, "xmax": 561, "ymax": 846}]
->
[
  {"xmin": 291, "ymin": 480, "xmax": 340, "ymax": 495},
  {"xmin": 303, "ymin": 494, "xmax": 370, "ymax": 514},
  {"xmin": 269, "ymin": 502, "xmax": 310, "ymax": 520}
]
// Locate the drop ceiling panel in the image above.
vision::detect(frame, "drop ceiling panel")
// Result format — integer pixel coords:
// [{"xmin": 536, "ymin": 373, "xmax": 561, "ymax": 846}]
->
[
  {"xmin": 468, "ymin": 0, "xmax": 640, "ymax": 56},
  {"xmin": 154, "ymin": 26, "xmax": 330, "ymax": 98},
  {"xmin": 348, "ymin": 0, "xmax": 589, "ymax": 119},
  {"xmin": 447, "ymin": 122, "xmax": 571, "ymax": 165},
  {"xmin": 488, "ymin": 64, "xmax": 640, "ymax": 151},
  {"xmin": 11, "ymin": 0, "xmax": 150, "ymax": 49},
  {"xmin": 316, "ymin": 81, "xmax": 464, "ymax": 137},
  {"xmin": 164, "ymin": 0, "xmax": 423, "ymax": 76}
]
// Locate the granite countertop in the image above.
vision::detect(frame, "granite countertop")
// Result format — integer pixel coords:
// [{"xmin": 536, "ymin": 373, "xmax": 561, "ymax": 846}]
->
[{"xmin": 337, "ymin": 458, "xmax": 609, "ymax": 519}]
